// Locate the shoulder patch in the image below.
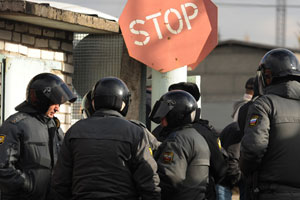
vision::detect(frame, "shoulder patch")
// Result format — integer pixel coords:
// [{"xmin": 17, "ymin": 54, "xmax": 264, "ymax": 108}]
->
[
  {"xmin": 0, "ymin": 135, "xmax": 5, "ymax": 144},
  {"xmin": 10, "ymin": 113, "xmax": 27, "ymax": 124},
  {"xmin": 249, "ymin": 115, "xmax": 260, "ymax": 126},
  {"xmin": 162, "ymin": 152, "xmax": 174, "ymax": 164}
]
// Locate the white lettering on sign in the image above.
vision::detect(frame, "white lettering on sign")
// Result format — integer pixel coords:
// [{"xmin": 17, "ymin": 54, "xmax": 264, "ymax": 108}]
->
[
  {"xmin": 146, "ymin": 13, "xmax": 162, "ymax": 39},
  {"xmin": 165, "ymin": 8, "xmax": 183, "ymax": 34},
  {"xmin": 129, "ymin": 20, "xmax": 150, "ymax": 46},
  {"xmin": 129, "ymin": 2, "xmax": 199, "ymax": 46},
  {"xmin": 181, "ymin": 3, "xmax": 198, "ymax": 30}
]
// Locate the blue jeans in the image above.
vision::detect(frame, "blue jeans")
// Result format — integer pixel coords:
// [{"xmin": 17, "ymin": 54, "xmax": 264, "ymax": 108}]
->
[
  {"xmin": 216, "ymin": 181, "xmax": 247, "ymax": 200},
  {"xmin": 216, "ymin": 185, "xmax": 232, "ymax": 200}
]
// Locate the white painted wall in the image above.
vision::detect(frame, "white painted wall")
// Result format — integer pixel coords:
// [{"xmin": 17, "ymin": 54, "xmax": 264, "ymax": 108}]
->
[{"xmin": 4, "ymin": 57, "xmax": 60, "ymax": 120}]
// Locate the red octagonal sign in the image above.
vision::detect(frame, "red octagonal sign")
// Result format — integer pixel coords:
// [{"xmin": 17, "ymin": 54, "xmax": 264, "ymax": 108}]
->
[{"xmin": 119, "ymin": 0, "xmax": 218, "ymax": 72}]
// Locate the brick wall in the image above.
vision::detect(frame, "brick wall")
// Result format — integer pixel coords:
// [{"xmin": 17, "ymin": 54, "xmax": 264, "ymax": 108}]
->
[{"xmin": 0, "ymin": 18, "xmax": 75, "ymax": 132}]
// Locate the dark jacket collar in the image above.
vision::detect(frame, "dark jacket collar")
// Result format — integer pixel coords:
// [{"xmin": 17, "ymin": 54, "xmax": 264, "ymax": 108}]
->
[
  {"xmin": 15, "ymin": 101, "xmax": 52, "ymax": 123},
  {"xmin": 93, "ymin": 109, "xmax": 124, "ymax": 118},
  {"xmin": 265, "ymin": 80, "xmax": 300, "ymax": 100},
  {"xmin": 15, "ymin": 101, "xmax": 38, "ymax": 114}
]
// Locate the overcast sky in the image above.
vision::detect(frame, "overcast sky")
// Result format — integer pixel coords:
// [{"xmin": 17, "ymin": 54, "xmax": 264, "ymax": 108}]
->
[{"xmin": 36, "ymin": 0, "xmax": 300, "ymax": 49}]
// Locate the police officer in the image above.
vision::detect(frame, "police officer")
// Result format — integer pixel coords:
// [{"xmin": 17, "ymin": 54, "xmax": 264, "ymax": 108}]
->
[
  {"xmin": 240, "ymin": 48, "xmax": 300, "ymax": 200},
  {"xmin": 80, "ymin": 89, "xmax": 161, "ymax": 153},
  {"xmin": 152, "ymin": 82, "xmax": 227, "ymax": 200},
  {"xmin": 0, "ymin": 73, "xmax": 77, "ymax": 200},
  {"xmin": 51, "ymin": 77, "xmax": 161, "ymax": 200},
  {"xmin": 150, "ymin": 90, "xmax": 210, "ymax": 200}
]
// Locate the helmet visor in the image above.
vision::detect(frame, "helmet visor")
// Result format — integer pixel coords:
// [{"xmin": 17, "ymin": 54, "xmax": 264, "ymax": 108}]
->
[
  {"xmin": 47, "ymin": 83, "xmax": 77, "ymax": 105},
  {"xmin": 149, "ymin": 100, "xmax": 174, "ymax": 124},
  {"xmin": 256, "ymin": 69, "xmax": 265, "ymax": 96}
]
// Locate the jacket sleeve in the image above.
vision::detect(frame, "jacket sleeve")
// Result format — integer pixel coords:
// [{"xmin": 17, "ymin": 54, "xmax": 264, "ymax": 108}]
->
[
  {"xmin": 193, "ymin": 122, "xmax": 228, "ymax": 184},
  {"xmin": 51, "ymin": 130, "xmax": 73, "ymax": 200},
  {"xmin": 240, "ymin": 96, "xmax": 271, "ymax": 177},
  {"xmin": 132, "ymin": 129, "xmax": 161, "ymax": 200},
  {"xmin": 0, "ymin": 121, "xmax": 29, "ymax": 193},
  {"xmin": 219, "ymin": 122, "xmax": 243, "ymax": 188}
]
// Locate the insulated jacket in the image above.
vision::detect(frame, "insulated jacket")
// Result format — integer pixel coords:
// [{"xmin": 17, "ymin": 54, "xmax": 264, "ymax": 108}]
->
[
  {"xmin": 155, "ymin": 125, "xmax": 210, "ymax": 200},
  {"xmin": 154, "ymin": 120, "xmax": 227, "ymax": 200},
  {"xmin": 51, "ymin": 109, "xmax": 161, "ymax": 200},
  {"xmin": 192, "ymin": 119, "xmax": 228, "ymax": 200},
  {"xmin": 240, "ymin": 81, "xmax": 300, "ymax": 197},
  {"xmin": 0, "ymin": 102, "xmax": 63, "ymax": 200}
]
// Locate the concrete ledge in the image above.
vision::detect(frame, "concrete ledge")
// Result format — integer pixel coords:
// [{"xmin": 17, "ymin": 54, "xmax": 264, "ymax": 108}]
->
[{"xmin": 0, "ymin": 0, "xmax": 119, "ymax": 34}]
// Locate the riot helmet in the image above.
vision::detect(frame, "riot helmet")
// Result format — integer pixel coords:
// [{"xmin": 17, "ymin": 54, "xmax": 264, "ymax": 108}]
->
[
  {"xmin": 81, "ymin": 90, "xmax": 95, "ymax": 118},
  {"xmin": 257, "ymin": 48, "xmax": 300, "ymax": 88},
  {"xmin": 149, "ymin": 90, "xmax": 198, "ymax": 128},
  {"xmin": 91, "ymin": 77, "xmax": 131, "ymax": 116},
  {"xmin": 25, "ymin": 73, "xmax": 77, "ymax": 113}
]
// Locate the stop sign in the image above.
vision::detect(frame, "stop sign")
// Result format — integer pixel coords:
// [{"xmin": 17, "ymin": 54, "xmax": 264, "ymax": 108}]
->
[
  {"xmin": 189, "ymin": 0, "xmax": 218, "ymax": 69},
  {"xmin": 119, "ymin": 0, "xmax": 218, "ymax": 72}
]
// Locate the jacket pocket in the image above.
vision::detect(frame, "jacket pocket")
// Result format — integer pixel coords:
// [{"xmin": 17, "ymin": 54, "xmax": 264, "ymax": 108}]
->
[{"xmin": 25, "ymin": 142, "xmax": 51, "ymax": 168}]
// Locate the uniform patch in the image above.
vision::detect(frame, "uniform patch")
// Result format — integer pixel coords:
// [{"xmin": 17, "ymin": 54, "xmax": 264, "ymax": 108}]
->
[
  {"xmin": 0, "ymin": 135, "xmax": 6, "ymax": 144},
  {"xmin": 163, "ymin": 152, "xmax": 174, "ymax": 164},
  {"xmin": 217, "ymin": 138, "xmax": 222, "ymax": 150},
  {"xmin": 149, "ymin": 147, "xmax": 153, "ymax": 156},
  {"xmin": 249, "ymin": 115, "xmax": 259, "ymax": 126}
]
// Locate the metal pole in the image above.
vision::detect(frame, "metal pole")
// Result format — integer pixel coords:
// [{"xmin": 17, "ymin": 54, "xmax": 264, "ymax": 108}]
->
[{"xmin": 151, "ymin": 66, "xmax": 187, "ymax": 130}]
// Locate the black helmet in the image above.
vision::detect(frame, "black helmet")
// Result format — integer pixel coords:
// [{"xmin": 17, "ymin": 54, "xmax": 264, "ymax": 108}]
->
[
  {"xmin": 91, "ymin": 77, "xmax": 131, "ymax": 116},
  {"xmin": 81, "ymin": 90, "xmax": 95, "ymax": 118},
  {"xmin": 257, "ymin": 48, "xmax": 300, "ymax": 87},
  {"xmin": 25, "ymin": 73, "xmax": 77, "ymax": 113},
  {"xmin": 149, "ymin": 90, "xmax": 198, "ymax": 128}
]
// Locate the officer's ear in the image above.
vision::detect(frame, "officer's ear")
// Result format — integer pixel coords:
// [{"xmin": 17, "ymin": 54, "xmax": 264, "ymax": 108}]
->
[
  {"xmin": 92, "ymin": 100, "xmax": 96, "ymax": 110},
  {"xmin": 120, "ymin": 101, "xmax": 126, "ymax": 111}
]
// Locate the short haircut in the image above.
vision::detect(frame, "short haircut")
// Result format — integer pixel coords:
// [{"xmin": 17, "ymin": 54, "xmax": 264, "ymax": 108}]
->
[
  {"xmin": 245, "ymin": 77, "xmax": 255, "ymax": 90},
  {"xmin": 168, "ymin": 82, "xmax": 200, "ymax": 101}
]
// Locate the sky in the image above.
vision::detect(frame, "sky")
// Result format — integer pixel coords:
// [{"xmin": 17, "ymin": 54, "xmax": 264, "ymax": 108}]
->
[{"xmin": 34, "ymin": 0, "xmax": 300, "ymax": 49}]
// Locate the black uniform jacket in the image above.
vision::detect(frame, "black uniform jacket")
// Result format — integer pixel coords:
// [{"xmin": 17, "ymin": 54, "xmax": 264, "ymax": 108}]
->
[
  {"xmin": 241, "ymin": 80, "xmax": 300, "ymax": 190},
  {"xmin": 0, "ymin": 102, "xmax": 63, "ymax": 200},
  {"xmin": 51, "ymin": 109, "xmax": 161, "ymax": 200},
  {"xmin": 219, "ymin": 122, "xmax": 243, "ymax": 188},
  {"xmin": 155, "ymin": 125, "xmax": 210, "ymax": 200},
  {"xmin": 192, "ymin": 119, "xmax": 228, "ymax": 184}
]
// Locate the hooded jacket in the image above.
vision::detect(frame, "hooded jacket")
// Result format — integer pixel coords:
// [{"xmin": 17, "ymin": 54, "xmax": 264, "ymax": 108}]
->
[{"xmin": 0, "ymin": 102, "xmax": 63, "ymax": 200}]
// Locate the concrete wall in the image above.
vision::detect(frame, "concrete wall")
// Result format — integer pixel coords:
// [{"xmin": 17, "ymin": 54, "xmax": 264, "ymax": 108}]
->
[
  {"xmin": 0, "ymin": 18, "xmax": 74, "ymax": 132},
  {"xmin": 188, "ymin": 44, "xmax": 269, "ymax": 131}
]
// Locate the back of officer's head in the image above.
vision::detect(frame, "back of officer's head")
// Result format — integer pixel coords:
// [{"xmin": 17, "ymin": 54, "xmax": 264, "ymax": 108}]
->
[
  {"xmin": 91, "ymin": 77, "xmax": 131, "ymax": 116},
  {"xmin": 257, "ymin": 48, "xmax": 300, "ymax": 88},
  {"xmin": 25, "ymin": 73, "xmax": 77, "ymax": 114},
  {"xmin": 168, "ymin": 82, "xmax": 200, "ymax": 101},
  {"xmin": 149, "ymin": 90, "xmax": 198, "ymax": 128}
]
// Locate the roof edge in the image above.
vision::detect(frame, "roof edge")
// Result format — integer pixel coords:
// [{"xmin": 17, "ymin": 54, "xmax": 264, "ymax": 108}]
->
[{"xmin": 0, "ymin": 0, "xmax": 119, "ymax": 33}]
